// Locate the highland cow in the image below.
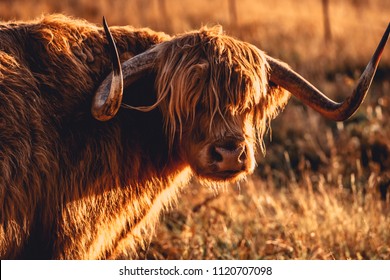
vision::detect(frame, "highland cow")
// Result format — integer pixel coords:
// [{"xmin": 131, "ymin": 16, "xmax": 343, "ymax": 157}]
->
[{"xmin": 0, "ymin": 15, "xmax": 388, "ymax": 259}]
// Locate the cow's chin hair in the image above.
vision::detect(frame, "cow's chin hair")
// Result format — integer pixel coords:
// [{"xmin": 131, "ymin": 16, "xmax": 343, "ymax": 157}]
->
[
  {"xmin": 194, "ymin": 170, "xmax": 250, "ymax": 189},
  {"xmin": 189, "ymin": 161, "xmax": 254, "ymax": 188},
  {"xmin": 199, "ymin": 171, "xmax": 249, "ymax": 183}
]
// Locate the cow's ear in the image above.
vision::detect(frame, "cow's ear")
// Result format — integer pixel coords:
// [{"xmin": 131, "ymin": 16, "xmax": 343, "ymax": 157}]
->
[{"xmin": 91, "ymin": 17, "xmax": 158, "ymax": 121}]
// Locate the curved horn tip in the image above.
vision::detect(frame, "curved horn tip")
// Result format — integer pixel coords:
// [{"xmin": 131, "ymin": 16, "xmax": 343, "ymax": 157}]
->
[
  {"xmin": 370, "ymin": 22, "xmax": 390, "ymax": 66},
  {"xmin": 102, "ymin": 17, "xmax": 122, "ymax": 74},
  {"xmin": 266, "ymin": 22, "xmax": 389, "ymax": 122},
  {"xmin": 91, "ymin": 16, "xmax": 123, "ymax": 121}
]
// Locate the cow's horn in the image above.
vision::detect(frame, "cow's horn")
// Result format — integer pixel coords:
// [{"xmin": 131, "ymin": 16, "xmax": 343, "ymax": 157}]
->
[
  {"xmin": 267, "ymin": 22, "xmax": 389, "ymax": 121},
  {"xmin": 92, "ymin": 17, "xmax": 157, "ymax": 121}
]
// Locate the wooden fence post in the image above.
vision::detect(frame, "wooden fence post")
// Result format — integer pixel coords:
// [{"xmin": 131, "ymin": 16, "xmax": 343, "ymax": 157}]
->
[
  {"xmin": 322, "ymin": 0, "xmax": 332, "ymax": 44},
  {"xmin": 228, "ymin": 0, "xmax": 238, "ymax": 26}
]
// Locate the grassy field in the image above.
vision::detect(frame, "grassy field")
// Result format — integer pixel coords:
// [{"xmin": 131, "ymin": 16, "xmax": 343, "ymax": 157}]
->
[{"xmin": 1, "ymin": 0, "xmax": 389, "ymax": 259}]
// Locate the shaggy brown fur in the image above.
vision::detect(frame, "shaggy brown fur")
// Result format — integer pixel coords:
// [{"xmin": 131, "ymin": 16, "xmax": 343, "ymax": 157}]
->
[{"xmin": 0, "ymin": 15, "xmax": 289, "ymax": 259}]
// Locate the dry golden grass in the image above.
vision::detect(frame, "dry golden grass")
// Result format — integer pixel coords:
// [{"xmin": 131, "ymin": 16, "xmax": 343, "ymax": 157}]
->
[
  {"xmin": 142, "ymin": 177, "xmax": 390, "ymax": 260},
  {"xmin": 1, "ymin": 0, "xmax": 389, "ymax": 259}
]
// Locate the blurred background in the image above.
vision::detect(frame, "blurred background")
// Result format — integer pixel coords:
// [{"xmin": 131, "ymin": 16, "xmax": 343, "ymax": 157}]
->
[
  {"xmin": 1, "ymin": 0, "xmax": 389, "ymax": 71},
  {"xmin": 1, "ymin": 0, "xmax": 389, "ymax": 259}
]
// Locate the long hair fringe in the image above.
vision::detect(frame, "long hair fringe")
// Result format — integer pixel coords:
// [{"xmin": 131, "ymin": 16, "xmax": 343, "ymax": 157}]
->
[{"xmin": 125, "ymin": 26, "xmax": 290, "ymax": 151}]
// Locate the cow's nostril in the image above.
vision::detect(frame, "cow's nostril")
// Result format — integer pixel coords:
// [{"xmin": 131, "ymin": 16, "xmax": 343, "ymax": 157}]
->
[
  {"xmin": 211, "ymin": 146, "xmax": 223, "ymax": 162},
  {"xmin": 238, "ymin": 146, "xmax": 247, "ymax": 162},
  {"xmin": 211, "ymin": 142, "xmax": 246, "ymax": 167}
]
